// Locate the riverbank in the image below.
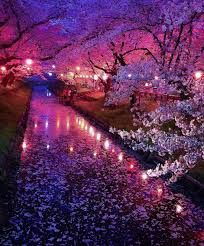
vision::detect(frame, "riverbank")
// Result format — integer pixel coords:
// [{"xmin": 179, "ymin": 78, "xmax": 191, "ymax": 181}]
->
[
  {"xmin": 0, "ymin": 82, "xmax": 31, "ymax": 178},
  {"xmin": 73, "ymin": 91, "xmax": 204, "ymax": 205},
  {"xmin": 1, "ymin": 85, "xmax": 203, "ymax": 245},
  {"xmin": 0, "ymin": 82, "xmax": 31, "ymax": 226}
]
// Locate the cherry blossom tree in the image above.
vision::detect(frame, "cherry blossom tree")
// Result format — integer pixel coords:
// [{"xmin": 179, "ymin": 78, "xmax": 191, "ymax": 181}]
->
[{"xmin": 0, "ymin": 0, "xmax": 72, "ymax": 87}]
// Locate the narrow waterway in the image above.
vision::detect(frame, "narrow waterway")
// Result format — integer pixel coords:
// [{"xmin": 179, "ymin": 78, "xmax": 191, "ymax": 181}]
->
[{"xmin": 1, "ymin": 86, "xmax": 204, "ymax": 245}]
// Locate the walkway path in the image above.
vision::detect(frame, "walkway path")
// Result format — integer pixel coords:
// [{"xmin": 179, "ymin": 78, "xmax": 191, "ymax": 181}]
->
[{"xmin": 1, "ymin": 86, "xmax": 204, "ymax": 245}]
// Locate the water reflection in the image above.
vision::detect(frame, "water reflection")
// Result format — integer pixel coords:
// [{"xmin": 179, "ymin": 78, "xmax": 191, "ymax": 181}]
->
[{"xmin": 11, "ymin": 86, "xmax": 203, "ymax": 244}]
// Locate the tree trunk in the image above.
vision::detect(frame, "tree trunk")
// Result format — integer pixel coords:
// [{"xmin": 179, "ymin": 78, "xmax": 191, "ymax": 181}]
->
[{"xmin": 1, "ymin": 72, "xmax": 15, "ymax": 87}]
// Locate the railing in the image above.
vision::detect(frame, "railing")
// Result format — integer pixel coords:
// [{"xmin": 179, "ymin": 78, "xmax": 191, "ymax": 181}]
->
[{"xmin": 134, "ymin": 88, "xmax": 180, "ymax": 106}]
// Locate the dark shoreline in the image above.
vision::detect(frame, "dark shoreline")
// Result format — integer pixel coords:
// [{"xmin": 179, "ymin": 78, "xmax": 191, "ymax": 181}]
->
[
  {"xmin": 0, "ymin": 90, "xmax": 32, "ymax": 228},
  {"xmin": 71, "ymin": 103, "xmax": 204, "ymax": 208}
]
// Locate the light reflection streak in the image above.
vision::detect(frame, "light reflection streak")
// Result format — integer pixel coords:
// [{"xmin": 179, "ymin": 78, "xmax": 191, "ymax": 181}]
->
[
  {"xmin": 96, "ymin": 133, "xmax": 101, "ymax": 141},
  {"xmin": 22, "ymin": 141, "xmax": 27, "ymax": 150},
  {"xmin": 104, "ymin": 140, "xmax": 110, "ymax": 150},
  {"xmin": 118, "ymin": 153, "xmax": 123, "ymax": 161},
  {"xmin": 57, "ymin": 119, "xmax": 60, "ymax": 129},
  {"xmin": 45, "ymin": 120, "xmax": 49, "ymax": 129}
]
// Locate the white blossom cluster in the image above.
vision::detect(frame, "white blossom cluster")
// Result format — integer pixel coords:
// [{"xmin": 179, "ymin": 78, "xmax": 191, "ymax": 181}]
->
[{"xmin": 110, "ymin": 90, "xmax": 204, "ymax": 183}]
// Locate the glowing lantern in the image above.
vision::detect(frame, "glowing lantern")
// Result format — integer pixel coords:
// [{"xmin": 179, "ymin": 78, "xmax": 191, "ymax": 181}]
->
[
  {"xmin": 195, "ymin": 71, "xmax": 203, "ymax": 80},
  {"xmin": 155, "ymin": 76, "xmax": 159, "ymax": 80},
  {"xmin": 145, "ymin": 82, "xmax": 149, "ymax": 87},
  {"xmin": 34, "ymin": 123, "xmax": 38, "ymax": 128},
  {"xmin": 48, "ymin": 72, "xmax": 53, "ymax": 76},
  {"xmin": 81, "ymin": 121, "xmax": 85, "ymax": 129},
  {"xmin": 25, "ymin": 59, "xmax": 33, "ymax": 65},
  {"xmin": 93, "ymin": 151, "xmax": 97, "ymax": 157},
  {"xmin": 47, "ymin": 144, "xmax": 50, "ymax": 150},
  {"xmin": 60, "ymin": 73, "xmax": 64, "ymax": 77},
  {"xmin": 69, "ymin": 146, "xmax": 74, "ymax": 152},
  {"xmin": 128, "ymin": 74, "xmax": 132, "ymax": 78},
  {"xmin": 76, "ymin": 66, "xmax": 80, "ymax": 71},
  {"xmin": 52, "ymin": 65, "xmax": 56, "ymax": 69}
]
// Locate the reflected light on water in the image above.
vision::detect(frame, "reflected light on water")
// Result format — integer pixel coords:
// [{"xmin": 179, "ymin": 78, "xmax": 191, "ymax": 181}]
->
[
  {"xmin": 45, "ymin": 120, "xmax": 49, "ymax": 128},
  {"xmin": 89, "ymin": 126, "xmax": 95, "ymax": 137},
  {"xmin": 141, "ymin": 172, "xmax": 148, "ymax": 180},
  {"xmin": 80, "ymin": 120, "xmax": 85, "ymax": 129},
  {"xmin": 57, "ymin": 120, "xmax": 60, "ymax": 129},
  {"xmin": 118, "ymin": 153, "xmax": 123, "ymax": 161},
  {"xmin": 104, "ymin": 140, "xmax": 110, "ymax": 150},
  {"xmin": 96, "ymin": 133, "xmax": 101, "ymax": 141},
  {"xmin": 22, "ymin": 141, "xmax": 27, "ymax": 150}
]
